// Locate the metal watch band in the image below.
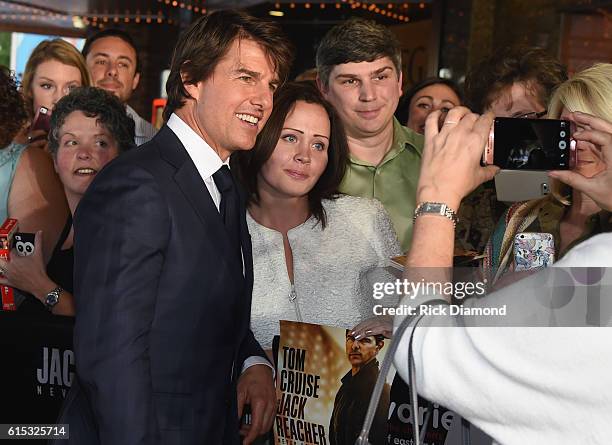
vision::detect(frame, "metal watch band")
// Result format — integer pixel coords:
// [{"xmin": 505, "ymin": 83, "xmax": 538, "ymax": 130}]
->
[{"xmin": 413, "ymin": 202, "xmax": 458, "ymax": 227}]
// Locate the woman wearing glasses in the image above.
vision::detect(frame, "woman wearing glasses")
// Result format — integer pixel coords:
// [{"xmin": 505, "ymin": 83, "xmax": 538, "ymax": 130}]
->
[
  {"xmin": 455, "ymin": 46, "xmax": 569, "ymax": 255},
  {"xmin": 484, "ymin": 63, "xmax": 612, "ymax": 284}
]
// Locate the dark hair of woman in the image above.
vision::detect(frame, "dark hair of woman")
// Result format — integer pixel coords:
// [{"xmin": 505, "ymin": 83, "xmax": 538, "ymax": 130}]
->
[
  {"xmin": 0, "ymin": 66, "xmax": 28, "ymax": 148},
  {"xmin": 232, "ymin": 81, "xmax": 348, "ymax": 228},
  {"xmin": 48, "ymin": 86, "xmax": 135, "ymax": 155},
  {"xmin": 395, "ymin": 76, "xmax": 463, "ymax": 124}
]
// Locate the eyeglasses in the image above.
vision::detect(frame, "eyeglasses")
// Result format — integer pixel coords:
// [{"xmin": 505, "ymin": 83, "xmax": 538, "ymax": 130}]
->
[{"xmin": 515, "ymin": 110, "xmax": 547, "ymax": 119}]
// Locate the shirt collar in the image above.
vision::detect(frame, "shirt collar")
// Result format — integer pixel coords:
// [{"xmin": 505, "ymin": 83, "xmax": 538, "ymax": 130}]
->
[
  {"xmin": 347, "ymin": 117, "xmax": 423, "ymax": 167},
  {"xmin": 166, "ymin": 113, "xmax": 226, "ymax": 180}
]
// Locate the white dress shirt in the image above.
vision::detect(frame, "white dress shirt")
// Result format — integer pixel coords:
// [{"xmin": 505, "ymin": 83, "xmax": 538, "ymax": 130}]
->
[
  {"xmin": 166, "ymin": 113, "xmax": 271, "ymax": 375},
  {"xmin": 126, "ymin": 105, "xmax": 157, "ymax": 146}
]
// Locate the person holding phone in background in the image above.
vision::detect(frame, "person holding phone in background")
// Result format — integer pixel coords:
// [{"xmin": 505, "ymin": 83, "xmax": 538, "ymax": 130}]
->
[
  {"xmin": 483, "ymin": 63, "xmax": 612, "ymax": 285},
  {"xmin": 352, "ymin": 104, "xmax": 612, "ymax": 444},
  {"xmin": 20, "ymin": 39, "xmax": 91, "ymax": 151},
  {"xmin": 0, "ymin": 65, "xmax": 68, "ymax": 268},
  {"xmin": 456, "ymin": 46, "xmax": 568, "ymax": 254}
]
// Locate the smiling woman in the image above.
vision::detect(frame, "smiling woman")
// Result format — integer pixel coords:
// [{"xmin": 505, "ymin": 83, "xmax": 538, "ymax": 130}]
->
[
  {"xmin": 232, "ymin": 81, "xmax": 402, "ymax": 352},
  {"xmin": 0, "ymin": 87, "xmax": 134, "ymax": 316}
]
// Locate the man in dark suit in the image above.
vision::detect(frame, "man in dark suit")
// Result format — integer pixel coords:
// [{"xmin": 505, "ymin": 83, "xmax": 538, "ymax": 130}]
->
[
  {"xmin": 60, "ymin": 10, "xmax": 293, "ymax": 445},
  {"xmin": 329, "ymin": 331, "xmax": 389, "ymax": 445}
]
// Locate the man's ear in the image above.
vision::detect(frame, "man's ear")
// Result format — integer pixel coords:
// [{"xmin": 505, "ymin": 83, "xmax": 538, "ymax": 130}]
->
[
  {"xmin": 131, "ymin": 71, "xmax": 140, "ymax": 92},
  {"xmin": 180, "ymin": 69, "xmax": 198, "ymax": 100},
  {"xmin": 377, "ymin": 340, "xmax": 384, "ymax": 351}
]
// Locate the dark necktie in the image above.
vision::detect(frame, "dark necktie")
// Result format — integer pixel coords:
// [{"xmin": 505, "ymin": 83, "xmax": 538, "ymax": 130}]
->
[{"xmin": 212, "ymin": 165, "xmax": 241, "ymax": 253}]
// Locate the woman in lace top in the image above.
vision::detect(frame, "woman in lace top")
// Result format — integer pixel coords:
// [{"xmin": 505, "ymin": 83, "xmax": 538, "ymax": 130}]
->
[{"xmin": 233, "ymin": 82, "xmax": 401, "ymax": 352}]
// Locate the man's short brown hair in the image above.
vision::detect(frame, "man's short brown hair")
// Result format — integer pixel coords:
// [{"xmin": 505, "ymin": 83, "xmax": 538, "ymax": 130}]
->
[
  {"xmin": 316, "ymin": 18, "xmax": 401, "ymax": 88},
  {"xmin": 464, "ymin": 46, "xmax": 567, "ymax": 113},
  {"xmin": 164, "ymin": 9, "xmax": 294, "ymax": 121}
]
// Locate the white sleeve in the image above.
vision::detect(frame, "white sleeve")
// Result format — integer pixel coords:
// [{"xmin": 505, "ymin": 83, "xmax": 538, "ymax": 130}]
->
[{"xmin": 392, "ymin": 233, "xmax": 612, "ymax": 443}]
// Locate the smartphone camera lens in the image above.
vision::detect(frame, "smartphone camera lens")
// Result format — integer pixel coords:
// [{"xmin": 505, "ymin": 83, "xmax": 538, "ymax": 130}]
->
[
  {"xmin": 560, "ymin": 131, "xmax": 566, "ymax": 137},
  {"xmin": 559, "ymin": 141, "xmax": 567, "ymax": 149}
]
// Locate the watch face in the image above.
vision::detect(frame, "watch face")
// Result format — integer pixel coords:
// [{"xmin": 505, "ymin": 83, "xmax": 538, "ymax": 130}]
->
[
  {"xmin": 46, "ymin": 293, "xmax": 59, "ymax": 307},
  {"xmin": 423, "ymin": 203, "xmax": 443, "ymax": 213}
]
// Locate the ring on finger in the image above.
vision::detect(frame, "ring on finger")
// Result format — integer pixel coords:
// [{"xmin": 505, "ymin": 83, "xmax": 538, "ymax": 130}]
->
[{"xmin": 443, "ymin": 120, "xmax": 458, "ymax": 125}]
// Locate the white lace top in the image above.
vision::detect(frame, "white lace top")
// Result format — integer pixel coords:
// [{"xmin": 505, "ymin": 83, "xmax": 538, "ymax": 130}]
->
[{"xmin": 247, "ymin": 195, "xmax": 402, "ymax": 349}]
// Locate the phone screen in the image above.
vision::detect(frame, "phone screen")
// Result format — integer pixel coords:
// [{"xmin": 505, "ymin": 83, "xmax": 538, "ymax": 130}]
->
[{"xmin": 493, "ymin": 117, "xmax": 573, "ymax": 170}]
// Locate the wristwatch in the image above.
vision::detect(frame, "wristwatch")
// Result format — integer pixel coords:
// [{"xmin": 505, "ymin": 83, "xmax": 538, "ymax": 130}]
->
[
  {"xmin": 413, "ymin": 202, "xmax": 458, "ymax": 227},
  {"xmin": 44, "ymin": 286, "xmax": 63, "ymax": 311}
]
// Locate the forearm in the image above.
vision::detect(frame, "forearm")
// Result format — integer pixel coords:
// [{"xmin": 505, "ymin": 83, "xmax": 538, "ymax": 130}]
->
[
  {"xmin": 403, "ymin": 189, "xmax": 458, "ymax": 300},
  {"xmin": 27, "ymin": 276, "xmax": 74, "ymax": 316}
]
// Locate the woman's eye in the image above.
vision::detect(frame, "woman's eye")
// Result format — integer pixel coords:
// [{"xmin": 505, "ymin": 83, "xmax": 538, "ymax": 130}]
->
[
  {"xmin": 282, "ymin": 134, "xmax": 297, "ymax": 143},
  {"xmin": 96, "ymin": 140, "xmax": 108, "ymax": 147},
  {"xmin": 441, "ymin": 107, "xmax": 451, "ymax": 113},
  {"xmin": 63, "ymin": 140, "xmax": 77, "ymax": 147},
  {"xmin": 313, "ymin": 142, "xmax": 325, "ymax": 151},
  {"xmin": 40, "ymin": 83, "xmax": 52, "ymax": 90}
]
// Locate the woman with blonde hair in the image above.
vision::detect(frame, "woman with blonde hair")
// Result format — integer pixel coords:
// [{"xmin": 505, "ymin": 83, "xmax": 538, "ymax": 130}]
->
[
  {"xmin": 484, "ymin": 63, "xmax": 611, "ymax": 283},
  {"xmin": 20, "ymin": 39, "xmax": 91, "ymax": 149}
]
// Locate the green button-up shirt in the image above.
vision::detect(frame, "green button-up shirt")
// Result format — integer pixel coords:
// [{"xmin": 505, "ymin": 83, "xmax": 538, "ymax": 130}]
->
[{"xmin": 339, "ymin": 118, "xmax": 423, "ymax": 252}]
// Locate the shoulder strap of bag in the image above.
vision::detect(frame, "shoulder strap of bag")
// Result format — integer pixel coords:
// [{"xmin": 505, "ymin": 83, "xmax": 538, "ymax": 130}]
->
[{"xmin": 354, "ymin": 298, "xmax": 449, "ymax": 445}]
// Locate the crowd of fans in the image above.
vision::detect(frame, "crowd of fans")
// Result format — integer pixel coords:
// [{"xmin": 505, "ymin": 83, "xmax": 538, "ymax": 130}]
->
[{"xmin": 1, "ymin": 9, "xmax": 611, "ymax": 444}]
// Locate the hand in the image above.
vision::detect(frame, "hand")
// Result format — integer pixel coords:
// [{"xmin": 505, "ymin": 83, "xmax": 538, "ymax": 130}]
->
[
  {"xmin": 549, "ymin": 112, "xmax": 612, "ymax": 211},
  {"xmin": 417, "ymin": 107, "xmax": 499, "ymax": 210},
  {"xmin": 237, "ymin": 364, "xmax": 276, "ymax": 445},
  {"xmin": 0, "ymin": 231, "xmax": 55, "ymax": 301},
  {"xmin": 26, "ymin": 129, "xmax": 49, "ymax": 151},
  {"xmin": 350, "ymin": 315, "xmax": 393, "ymax": 340}
]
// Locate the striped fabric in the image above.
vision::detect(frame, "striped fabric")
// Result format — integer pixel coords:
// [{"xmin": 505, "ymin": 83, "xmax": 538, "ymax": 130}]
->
[{"xmin": 126, "ymin": 105, "xmax": 157, "ymax": 146}]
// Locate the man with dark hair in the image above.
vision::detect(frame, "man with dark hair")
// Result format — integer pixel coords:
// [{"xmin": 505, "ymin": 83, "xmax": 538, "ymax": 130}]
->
[
  {"xmin": 61, "ymin": 10, "xmax": 293, "ymax": 445},
  {"xmin": 82, "ymin": 28, "xmax": 156, "ymax": 145},
  {"xmin": 464, "ymin": 45, "xmax": 567, "ymax": 116},
  {"xmin": 316, "ymin": 18, "xmax": 423, "ymax": 252},
  {"xmin": 455, "ymin": 46, "xmax": 568, "ymax": 254},
  {"xmin": 329, "ymin": 330, "xmax": 389, "ymax": 445}
]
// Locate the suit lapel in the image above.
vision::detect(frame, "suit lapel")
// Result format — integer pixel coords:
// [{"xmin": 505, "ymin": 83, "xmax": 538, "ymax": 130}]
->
[{"xmin": 156, "ymin": 126, "xmax": 244, "ymax": 276}]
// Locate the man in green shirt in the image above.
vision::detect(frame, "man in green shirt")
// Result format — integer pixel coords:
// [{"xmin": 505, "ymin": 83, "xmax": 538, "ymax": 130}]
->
[{"xmin": 316, "ymin": 18, "xmax": 423, "ymax": 252}]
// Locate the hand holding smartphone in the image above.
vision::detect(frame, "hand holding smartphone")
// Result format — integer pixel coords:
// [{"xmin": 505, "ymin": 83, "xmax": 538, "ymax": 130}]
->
[
  {"xmin": 483, "ymin": 117, "xmax": 577, "ymax": 171},
  {"xmin": 31, "ymin": 106, "xmax": 51, "ymax": 133}
]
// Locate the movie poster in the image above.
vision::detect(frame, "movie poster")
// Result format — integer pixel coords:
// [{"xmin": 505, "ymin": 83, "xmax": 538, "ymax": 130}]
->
[
  {"xmin": 274, "ymin": 320, "xmax": 455, "ymax": 445},
  {"xmin": 275, "ymin": 320, "xmax": 393, "ymax": 445}
]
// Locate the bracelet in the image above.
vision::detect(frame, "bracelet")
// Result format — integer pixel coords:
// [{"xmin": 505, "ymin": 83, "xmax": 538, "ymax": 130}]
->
[{"xmin": 413, "ymin": 202, "xmax": 458, "ymax": 227}]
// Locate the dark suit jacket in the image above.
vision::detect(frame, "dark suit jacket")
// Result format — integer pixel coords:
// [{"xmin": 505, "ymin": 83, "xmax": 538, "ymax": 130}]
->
[
  {"xmin": 329, "ymin": 358, "xmax": 390, "ymax": 445},
  {"xmin": 59, "ymin": 126, "xmax": 266, "ymax": 444}
]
